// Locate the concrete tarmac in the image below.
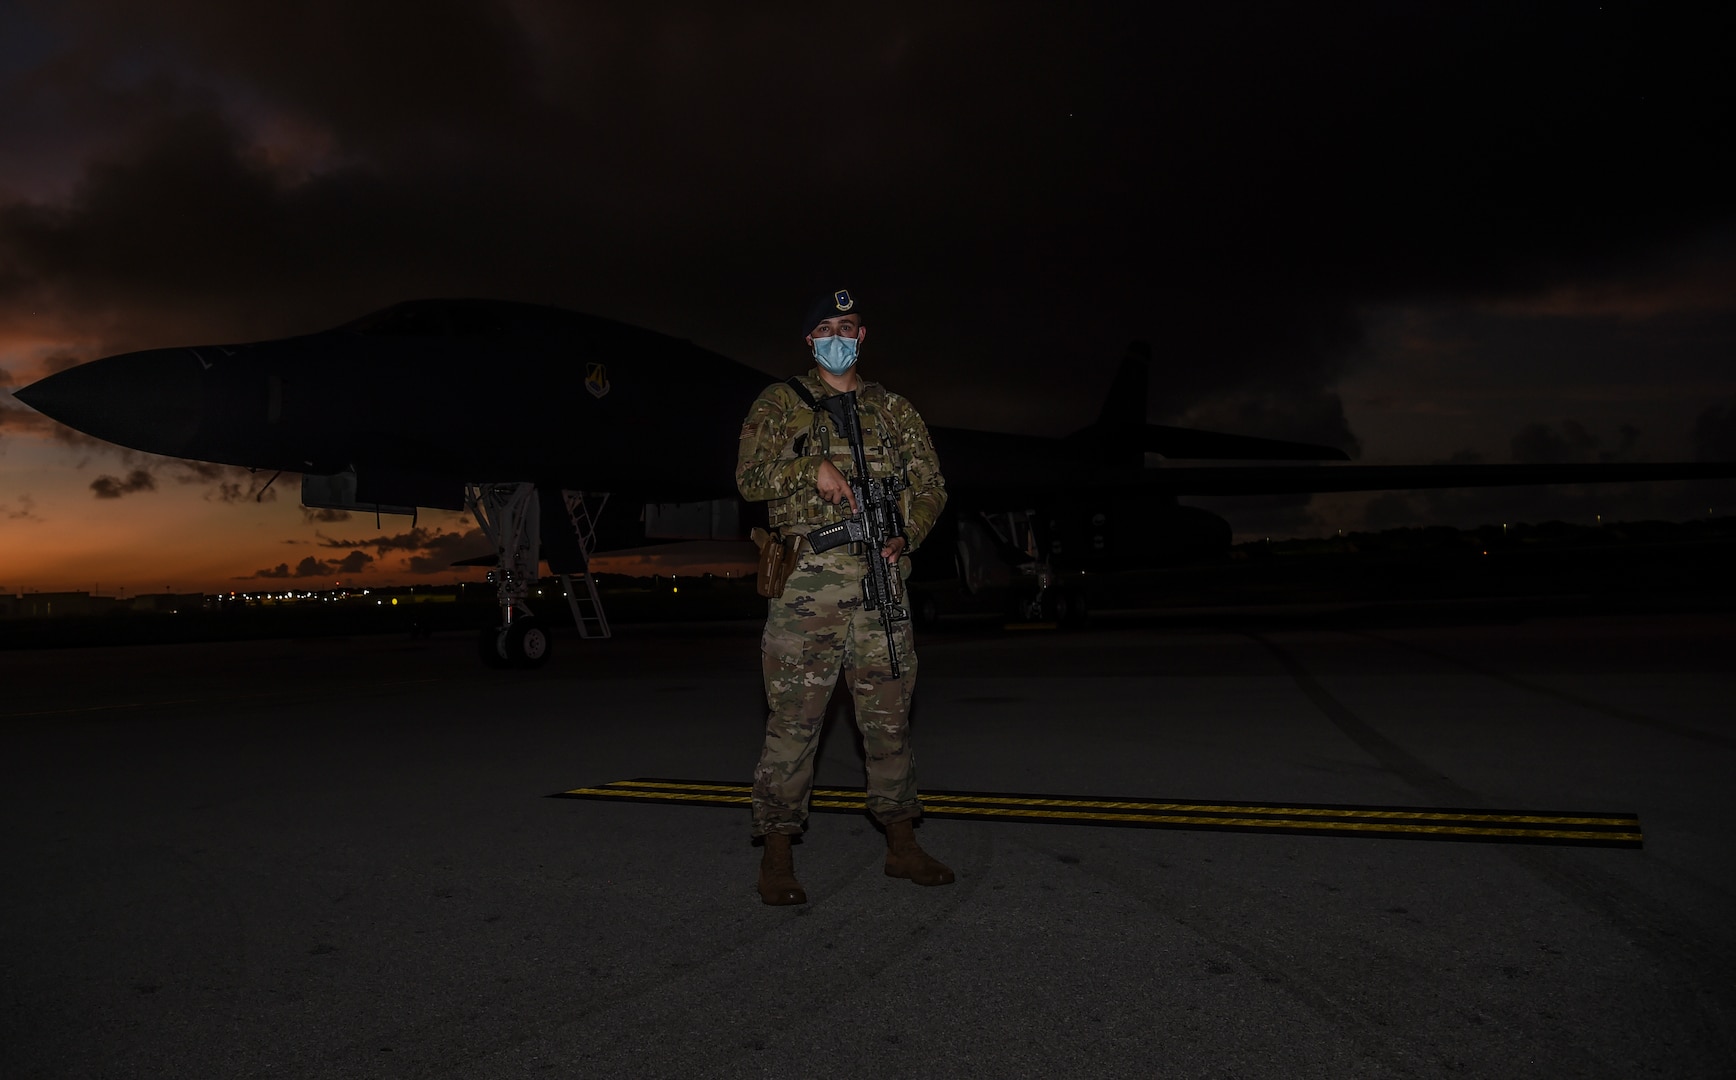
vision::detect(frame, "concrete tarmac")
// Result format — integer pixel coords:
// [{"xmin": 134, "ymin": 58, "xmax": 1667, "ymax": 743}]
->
[{"xmin": 3, "ymin": 604, "xmax": 1733, "ymax": 1078}]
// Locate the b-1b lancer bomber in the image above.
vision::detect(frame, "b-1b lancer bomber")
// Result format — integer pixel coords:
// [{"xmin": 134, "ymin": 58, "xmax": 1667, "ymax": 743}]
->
[{"xmin": 17, "ymin": 298, "xmax": 1736, "ymax": 666}]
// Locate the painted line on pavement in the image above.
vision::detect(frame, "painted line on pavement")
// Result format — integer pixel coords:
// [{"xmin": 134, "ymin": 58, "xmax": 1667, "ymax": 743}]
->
[{"xmin": 551, "ymin": 778, "xmax": 1642, "ymax": 847}]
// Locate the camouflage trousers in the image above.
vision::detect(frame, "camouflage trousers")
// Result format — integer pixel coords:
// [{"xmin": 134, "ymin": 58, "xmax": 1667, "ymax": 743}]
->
[{"xmin": 752, "ymin": 545, "xmax": 920, "ymax": 836}]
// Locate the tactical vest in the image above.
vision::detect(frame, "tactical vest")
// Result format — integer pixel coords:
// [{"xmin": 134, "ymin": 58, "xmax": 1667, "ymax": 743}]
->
[{"xmin": 766, "ymin": 375, "xmax": 907, "ymax": 531}]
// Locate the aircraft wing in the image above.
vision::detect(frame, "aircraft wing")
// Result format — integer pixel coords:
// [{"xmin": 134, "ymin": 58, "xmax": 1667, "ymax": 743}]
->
[
  {"xmin": 15, "ymin": 296, "xmax": 1734, "ymax": 526},
  {"xmin": 942, "ymin": 457, "xmax": 1736, "ymax": 592},
  {"xmin": 1144, "ymin": 424, "xmax": 1351, "ymax": 462},
  {"xmin": 1129, "ymin": 461, "xmax": 1736, "ymax": 496},
  {"xmin": 943, "ymin": 459, "xmax": 1736, "ymax": 515}
]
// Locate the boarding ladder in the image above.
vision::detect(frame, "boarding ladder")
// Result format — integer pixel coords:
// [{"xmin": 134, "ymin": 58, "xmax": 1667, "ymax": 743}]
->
[{"xmin": 558, "ymin": 490, "xmax": 611, "ymax": 639}]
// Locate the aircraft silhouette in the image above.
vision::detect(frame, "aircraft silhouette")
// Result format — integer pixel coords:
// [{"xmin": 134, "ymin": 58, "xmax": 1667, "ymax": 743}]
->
[{"xmin": 17, "ymin": 298, "xmax": 1736, "ymax": 665}]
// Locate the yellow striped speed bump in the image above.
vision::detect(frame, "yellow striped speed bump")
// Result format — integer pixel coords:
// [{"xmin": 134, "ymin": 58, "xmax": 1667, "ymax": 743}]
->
[{"xmin": 551, "ymin": 778, "xmax": 1643, "ymax": 848}]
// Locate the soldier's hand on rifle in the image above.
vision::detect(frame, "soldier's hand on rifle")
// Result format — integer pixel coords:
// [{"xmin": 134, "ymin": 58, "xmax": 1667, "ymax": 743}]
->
[
  {"xmin": 815, "ymin": 459, "xmax": 858, "ymax": 514},
  {"xmin": 881, "ymin": 535, "xmax": 907, "ymax": 564}
]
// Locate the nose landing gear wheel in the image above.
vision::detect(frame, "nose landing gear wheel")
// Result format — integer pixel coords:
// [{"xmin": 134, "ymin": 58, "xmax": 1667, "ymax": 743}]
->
[
  {"xmin": 505, "ymin": 617, "xmax": 551, "ymax": 669},
  {"xmin": 1054, "ymin": 587, "xmax": 1089, "ymax": 629}
]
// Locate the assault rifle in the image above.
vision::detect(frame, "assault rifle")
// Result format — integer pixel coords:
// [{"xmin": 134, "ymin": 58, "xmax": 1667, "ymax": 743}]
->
[{"xmin": 805, "ymin": 390, "xmax": 911, "ymax": 677}]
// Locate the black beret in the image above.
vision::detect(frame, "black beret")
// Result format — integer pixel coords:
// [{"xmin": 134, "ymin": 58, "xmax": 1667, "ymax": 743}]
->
[{"xmin": 801, "ymin": 288, "xmax": 862, "ymax": 336}]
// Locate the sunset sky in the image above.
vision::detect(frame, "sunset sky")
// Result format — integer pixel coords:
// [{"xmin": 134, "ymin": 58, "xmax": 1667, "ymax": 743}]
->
[{"xmin": 3, "ymin": 3, "xmax": 1734, "ymax": 597}]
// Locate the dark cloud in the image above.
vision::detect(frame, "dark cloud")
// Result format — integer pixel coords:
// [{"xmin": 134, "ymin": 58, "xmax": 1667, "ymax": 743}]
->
[
  {"xmin": 401, "ymin": 530, "xmax": 490, "ymax": 574},
  {"xmin": 210, "ymin": 478, "xmax": 279, "ymax": 504},
  {"xmin": 42, "ymin": 353, "xmax": 86, "ymax": 374},
  {"xmin": 315, "ymin": 525, "xmax": 490, "ymax": 573},
  {"xmin": 0, "ymin": 398, "xmax": 44, "ymax": 436},
  {"xmin": 1, "ymin": 109, "xmax": 363, "ymax": 337},
  {"xmin": 248, "ymin": 550, "xmax": 373, "ymax": 579},
  {"xmin": 405, "ymin": 544, "xmax": 481, "ymax": 575},
  {"xmin": 68, "ymin": 444, "xmax": 268, "ymax": 501},
  {"xmin": 3, "ymin": 493, "xmax": 43, "ymax": 521},
  {"xmin": 1692, "ymin": 398, "xmax": 1736, "ymax": 462},
  {"xmin": 302, "ymin": 506, "xmax": 350, "ymax": 523},
  {"xmin": 317, "ymin": 527, "xmax": 437, "ymax": 553},
  {"xmin": 3, "ymin": 3, "xmax": 1731, "ymax": 439},
  {"xmin": 332, "ymin": 550, "xmax": 373, "ymax": 574},
  {"xmin": 171, "ymin": 459, "xmax": 227, "ymax": 483},
  {"xmin": 26, "ymin": 0, "xmax": 538, "ymax": 153},
  {"xmin": 89, "ymin": 468, "xmax": 155, "ymax": 498},
  {"xmin": 1171, "ymin": 388, "xmax": 1363, "ymax": 460},
  {"xmin": 1510, "ymin": 421, "xmax": 1642, "ymax": 465},
  {"xmin": 4, "ymin": 2, "xmax": 1734, "ymax": 552}
]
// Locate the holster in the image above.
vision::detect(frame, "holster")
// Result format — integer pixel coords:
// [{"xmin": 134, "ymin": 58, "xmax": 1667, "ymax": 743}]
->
[{"xmin": 751, "ymin": 527, "xmax": 807, "ymax": 598}]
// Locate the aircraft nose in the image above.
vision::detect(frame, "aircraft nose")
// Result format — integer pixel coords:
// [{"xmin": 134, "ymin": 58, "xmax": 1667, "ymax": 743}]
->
[{"xmin": 12, "ymin": 347, "xmax": 204, "ymax": 457}]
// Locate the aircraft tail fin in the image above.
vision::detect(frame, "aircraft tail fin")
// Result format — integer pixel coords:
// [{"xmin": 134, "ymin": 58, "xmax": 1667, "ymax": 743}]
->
[
  {"xmin": 1096, "ymin": 340, "xmax": 1151, "ymax": 435},
  {"xmin": 1075, "ymin": 340, "xmax": 1151, "ymax": 468},
  {"xmin": 1074, "ymin": 339, "xmax": 1350, "ymax": 464}
]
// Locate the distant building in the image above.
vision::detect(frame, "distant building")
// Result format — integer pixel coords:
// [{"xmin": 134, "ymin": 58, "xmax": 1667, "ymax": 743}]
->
[
  {"xmin": 0, "ymin": 591, "xmax": 208, "ymax": 619},
  {"xmin": 11, "ymin": 591, "xmax": 115, "ymax": 618},
  {"xmin": 130, "ymin": 593, "xmax": 209, "ymax": 614}
]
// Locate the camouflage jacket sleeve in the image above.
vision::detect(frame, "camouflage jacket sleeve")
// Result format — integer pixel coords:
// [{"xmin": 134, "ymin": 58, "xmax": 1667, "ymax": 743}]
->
[
  {"xmin": 736, "ymin": 383, "xmax": 820, "ymax": 502},
  {"xmin": 885, "ymin": 391, "xmax": 947, "ymax": 552}
]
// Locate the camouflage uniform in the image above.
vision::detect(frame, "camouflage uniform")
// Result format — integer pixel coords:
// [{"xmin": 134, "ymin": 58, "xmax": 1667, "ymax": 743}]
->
[{"xmin": 737, "ymin": 368, "xmax": 947, "ymax": 836}]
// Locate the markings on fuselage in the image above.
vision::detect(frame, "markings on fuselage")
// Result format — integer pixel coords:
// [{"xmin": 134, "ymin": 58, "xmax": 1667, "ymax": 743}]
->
[{"xmin": 551, "ymin": 778, "xmax": 1643, "ymax": 847}]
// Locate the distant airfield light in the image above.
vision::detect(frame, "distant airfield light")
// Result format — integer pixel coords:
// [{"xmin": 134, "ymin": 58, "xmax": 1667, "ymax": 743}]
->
[{"xmin": 392, "ymin": 597, "xmax": 398, "ymax": 605}]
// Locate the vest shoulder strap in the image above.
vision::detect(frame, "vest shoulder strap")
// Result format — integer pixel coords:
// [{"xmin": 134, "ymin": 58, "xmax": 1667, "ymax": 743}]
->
[{"xmin": 784, "ymin": 376, "xmax": 819, "ymax": 409}]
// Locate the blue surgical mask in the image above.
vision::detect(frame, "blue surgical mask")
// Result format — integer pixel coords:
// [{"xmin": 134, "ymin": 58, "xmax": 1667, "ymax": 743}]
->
[{"xmin": 811, "ymin": 334, "xmax": 858, "ymax": 375}]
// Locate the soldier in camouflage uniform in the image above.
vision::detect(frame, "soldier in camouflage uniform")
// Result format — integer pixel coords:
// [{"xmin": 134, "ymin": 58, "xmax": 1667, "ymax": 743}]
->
[{"xmin": 736, "ymin": 287, "xmax": 955, "ymax": 906}]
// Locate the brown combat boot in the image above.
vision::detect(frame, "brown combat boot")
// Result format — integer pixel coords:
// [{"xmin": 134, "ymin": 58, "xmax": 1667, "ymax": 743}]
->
[
  {"xmin": 884, "ymin": 820, "xmax": 955, "ymax": 886},
  {"xmin": 757, "ymin": 832, "xmax": 807, "ymax": 906}
]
